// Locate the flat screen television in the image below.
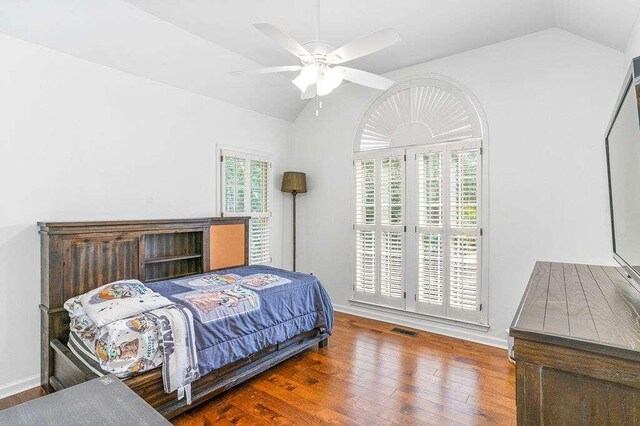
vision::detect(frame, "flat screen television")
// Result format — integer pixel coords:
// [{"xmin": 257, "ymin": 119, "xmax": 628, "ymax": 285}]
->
[{"xmin": 606, "ymin": 57, "xmax": 640, "ymax": 282}]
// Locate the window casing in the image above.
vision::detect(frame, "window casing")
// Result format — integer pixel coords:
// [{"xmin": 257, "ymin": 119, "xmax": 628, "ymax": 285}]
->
[
  {"xmin": 352, "ymin": 76, "xmax": 487, "ymax": 325},
  {"xmin": 220, "ymin": 149, "xmax": 271, "ymax": 265}
]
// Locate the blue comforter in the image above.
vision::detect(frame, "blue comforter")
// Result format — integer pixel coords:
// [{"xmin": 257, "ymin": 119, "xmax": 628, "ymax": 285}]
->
[{"xmin": 147, "ymin": 265, "xmax": 333, "ymax": 376}]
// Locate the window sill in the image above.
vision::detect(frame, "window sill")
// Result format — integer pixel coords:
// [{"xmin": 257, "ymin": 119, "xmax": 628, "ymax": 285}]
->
[{"xmin": 347, "ymin": 299, "xmax": 490, "ymax": 333}]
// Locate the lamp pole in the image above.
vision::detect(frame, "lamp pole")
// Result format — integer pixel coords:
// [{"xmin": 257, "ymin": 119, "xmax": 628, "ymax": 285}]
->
[
  {"xmin": 292, "ymin": 190, "xmax": 297, "ymax": 271},
  {"xmin": 281, "ymin": 171, "xmax": 306, "ymax": 272}
]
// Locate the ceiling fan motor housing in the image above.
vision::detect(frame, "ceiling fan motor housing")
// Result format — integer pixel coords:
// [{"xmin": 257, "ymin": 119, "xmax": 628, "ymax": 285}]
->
[{"xmin": 301, "ymin": 40, "xmax": 336, "ymax": 64}]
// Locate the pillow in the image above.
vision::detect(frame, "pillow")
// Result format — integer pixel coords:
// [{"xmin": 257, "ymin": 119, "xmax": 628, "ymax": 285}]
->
[
  {"xmin": 64, "ymin": 297, "xmax": 97, "ymax": 344},
  {"xmin": 67, "ymin": 279, "xmax": 172, "ymax": 328}
]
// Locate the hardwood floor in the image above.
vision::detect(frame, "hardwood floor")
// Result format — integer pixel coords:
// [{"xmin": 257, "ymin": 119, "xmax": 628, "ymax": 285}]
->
[
  {"xmin": 176, "ymin": 312, "xmax": 515, "ymax": 425},
  {"xmin": 0, "ymin": 312, "xmax": 515, "ymax": 425},
  {"xmin": 0, "ymin": 386, "xmax": 45, "ymax": 411}
]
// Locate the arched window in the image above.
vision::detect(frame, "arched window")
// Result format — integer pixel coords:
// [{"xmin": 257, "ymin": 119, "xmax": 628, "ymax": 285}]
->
[{"xmin": 353, "ymin": 76, "xmax": 488, "ymax": 324}]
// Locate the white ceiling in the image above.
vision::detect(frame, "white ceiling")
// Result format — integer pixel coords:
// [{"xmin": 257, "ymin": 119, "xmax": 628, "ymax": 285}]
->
[
  {"xmin": 125, "ymin": 0, "xmax": 556, "ymax": 75},
  {"xmin": 1, "ymin": 0, "xmax": 638, "ymax": 122},
  {"xmin": 553, "ymin": 0, "xmax": 640, "ymax": 51}
]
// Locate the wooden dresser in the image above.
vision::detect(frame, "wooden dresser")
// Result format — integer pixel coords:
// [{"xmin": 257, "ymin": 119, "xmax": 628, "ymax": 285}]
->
[{"xmin": 510, "ymin": 261, "xmax": 640, "ymax": 425}]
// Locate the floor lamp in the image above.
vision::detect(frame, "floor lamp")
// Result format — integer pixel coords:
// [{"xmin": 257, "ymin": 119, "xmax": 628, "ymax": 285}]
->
[{"xmin": 281, "ymin": 172, "xmax": 307, "ymax": 271}]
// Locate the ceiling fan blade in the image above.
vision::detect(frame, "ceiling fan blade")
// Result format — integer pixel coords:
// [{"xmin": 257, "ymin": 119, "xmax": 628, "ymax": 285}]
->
[
  {"xmin": 327, "ymin": 28, "xmax": 402, "ymax": 64},
  {"xmin": 335, "ymin": 66, "xmax": 394, "ymax": 90},
  {"xmin": 301, "ymin": 84, "xmax": 317, "ymax": 100},
  {"xmin": 253, "ymin": 23, "xmax": 310, "ymax": 59},
  {"xmin": 230, "ymin": 65, "xmax": 302, "ymax": 76}
]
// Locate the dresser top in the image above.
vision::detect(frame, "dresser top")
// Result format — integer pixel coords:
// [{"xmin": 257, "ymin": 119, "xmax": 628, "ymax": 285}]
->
[
  {"xmin": 0, "ymin": 374, "xmax": 170, "ymax": 425},
  {"xmin": 510, "ymin": 261, "xmax": 640, "ymax": 361}
]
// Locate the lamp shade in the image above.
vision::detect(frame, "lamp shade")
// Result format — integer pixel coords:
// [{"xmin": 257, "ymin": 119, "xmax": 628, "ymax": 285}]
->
[{"xmin": 281, "ymin": 171, "xmax": 307, "ymax": 194}]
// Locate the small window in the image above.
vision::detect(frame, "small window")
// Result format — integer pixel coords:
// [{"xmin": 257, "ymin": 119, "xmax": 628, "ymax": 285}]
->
[{"xmin": 221, "ymin": 149, "xmax": 271, "ymax": 265}]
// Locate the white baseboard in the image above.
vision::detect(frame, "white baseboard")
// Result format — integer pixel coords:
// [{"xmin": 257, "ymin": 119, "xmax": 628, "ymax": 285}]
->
[
  {"xmin": 0, "ymin": 375, "xmax": 40, "ymax": 399},
  {"xmin": 333, "ymin": 303, "xmax": 508, "ymax": 349}
]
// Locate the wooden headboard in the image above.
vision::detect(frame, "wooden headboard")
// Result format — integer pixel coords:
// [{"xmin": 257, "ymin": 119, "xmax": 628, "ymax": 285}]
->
[{"xmin": 38, "ymin": 216, "xmax": 249, "ymax": 389}]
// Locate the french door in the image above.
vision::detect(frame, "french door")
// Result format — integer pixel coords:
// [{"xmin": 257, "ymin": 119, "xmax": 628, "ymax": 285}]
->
[{"xmin": 353, "ymin": 140, "xmax": 483, "ymax": 323}]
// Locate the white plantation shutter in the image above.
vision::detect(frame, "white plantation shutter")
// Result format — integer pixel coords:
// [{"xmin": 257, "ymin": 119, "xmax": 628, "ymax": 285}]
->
[
  {"xmin": 356, "ymin": 79, "xmax": 483, "ymax": 152},
  {"xmin": 418, "ymin": 234, "xmax": 444, "ymax": 305},
  {"xmin": 250, "ymin": 160, "xmax": 269, "ymax": 213},
  {"xmin": 449, "ymin": 235, "xmax": 478, "ymax": 311},
  {"xmin": 355, "ymin": 140, "xmax": 483, "ymax": 324},
  {"xmin": 221, "ymin": 150, "xmax": 271, "ymax": 265},
  {"xmin": 355, "ymin": 230, "xmax": 376, "ymax": 294},
  {"xmin": 447, "ymin": 143, "xmax": 481, "ymax": 318},
  {"xmin": 249, "ymin": 218, "xmax": 270, "ymax": 264},
  {"xmin": 355, "ymin": 159, "xmax": 375, "ymax": 225},
  {"xmin": 223, "ymin": 155, "xmax": 246, "ymax": 214},
  {"xmin": 380, "ymin": 157, "xmax": 404, "ymax": 226},
  {"xmin": 353, "ymin": 149, "xmax": 405, "ymax": 308},
  {"xmin": 379, "ymin": 157, "xmax": 404, "ymax": 304},
  {"xmin": 249, "ymin": 159, "xmax": 271, "ymax": 265},
  {"xmin": 353, "ymin": 77, "xmax": 485, "ymax": 325},
  {"xmin": 417, "ymin": 148, "xmax": 445, "ymax": 310},
  {"xmin": 380, "ymin": 231, "xmax": 403, "ymax": 299},
  {"xmin": 450, "ymin": 148, "xmax": 479, "ymax": 229},
  {"xmin": 354, "ymin": 157, "xmax": 377, "ymax": 301},
  {"xmin": 411, "ymin": 140, "xmax": 481, "ymax": 321}
]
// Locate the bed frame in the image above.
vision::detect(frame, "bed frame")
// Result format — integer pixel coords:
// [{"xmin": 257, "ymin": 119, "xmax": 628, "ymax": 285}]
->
[{"xmin": 39, "ymin": 217, "xmax": 329, "ymax": 418}]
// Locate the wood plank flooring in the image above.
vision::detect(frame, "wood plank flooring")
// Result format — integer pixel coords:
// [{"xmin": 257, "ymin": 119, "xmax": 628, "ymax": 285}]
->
[
  {"xmin": 0, "ymin": 312, "xmax": 515, "ymax": 425},
  {"xmin": 176, "ymin": 312, "xmax": 515, "ymax": 425},
  {"xmin": 0, "ymin": 386, "xmax": 45, "ymax": 411}
]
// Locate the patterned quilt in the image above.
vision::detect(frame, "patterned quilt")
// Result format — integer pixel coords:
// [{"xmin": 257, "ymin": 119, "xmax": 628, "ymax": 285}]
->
[{"xmin": 147, "ymin": 265, "xmax": 334, "ymax": 376}]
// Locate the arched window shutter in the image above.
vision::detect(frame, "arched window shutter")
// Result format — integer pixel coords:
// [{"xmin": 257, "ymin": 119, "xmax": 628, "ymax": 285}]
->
[
  {"xmin": 356, "ymin": 78, "xmax": 483, "ymax": 152},
  {"xmin": 353, "ymin": 76, "xmax": 486, "ymax": 324}
]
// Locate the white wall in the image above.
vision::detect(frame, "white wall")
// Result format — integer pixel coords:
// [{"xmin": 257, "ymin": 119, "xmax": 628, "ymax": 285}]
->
[
  {"xmin": 0, "ymin": 34, "xmax": 292, "ymax": 395},
  {"xmin": 625, "ymin": 12, "xmax": 640, "ymax": 65},
  {"xmin": 291, "ymin": 28, "xmax": 624, "ymax": 346}
]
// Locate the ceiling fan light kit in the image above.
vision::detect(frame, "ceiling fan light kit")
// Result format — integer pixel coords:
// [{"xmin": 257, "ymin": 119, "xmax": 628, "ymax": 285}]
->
[
  {"xmin": 296, "ymin": 64, "xmax": 344, "ymax": 96},
  {"xmin": 292, "ymin": 63, "xmax": 320, "ymax": 91},
  {"xmin": 324, "ymin": 67, "xmax": 345, "ymax": 94},
  {"xmin": 231, "ymin": 0, "xmax": 402, "ymax": 113}
]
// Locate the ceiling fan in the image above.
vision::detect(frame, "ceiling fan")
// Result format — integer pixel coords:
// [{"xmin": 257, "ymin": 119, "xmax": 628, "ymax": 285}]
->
[{"xmin": 231, "ymin": 0, "xmax": 402, "ymax": 103}]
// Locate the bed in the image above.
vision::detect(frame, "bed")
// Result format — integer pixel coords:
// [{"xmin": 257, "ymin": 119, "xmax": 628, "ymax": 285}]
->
[{"xmin": 39, "ymin": 217, "xmax": 332, "ymax": 418}]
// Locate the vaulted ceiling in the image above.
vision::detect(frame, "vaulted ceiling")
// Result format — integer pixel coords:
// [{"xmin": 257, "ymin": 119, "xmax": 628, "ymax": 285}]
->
[{"xmin": 1, "ymin": 0, "xmax": 638, "ymax": 122}]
